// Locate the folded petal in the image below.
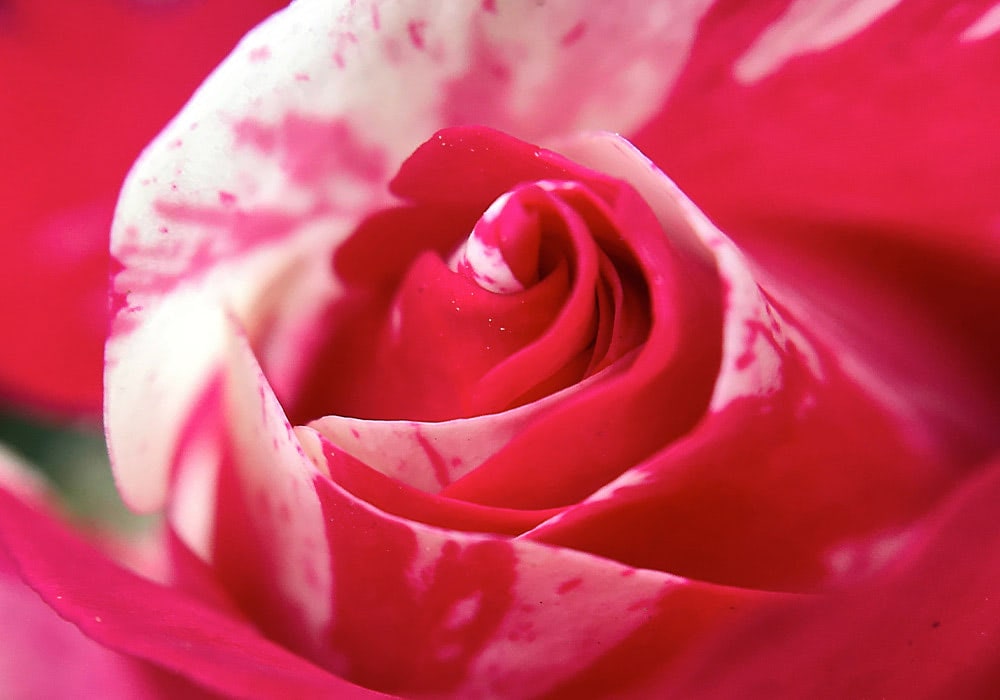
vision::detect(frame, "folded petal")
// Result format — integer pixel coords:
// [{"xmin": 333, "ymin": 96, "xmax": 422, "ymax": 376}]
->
[
  {"xmin": 0, "ymin": 480, "xmax": 388, "ymax": 699},
  {"xmin": 658, "ymin": 457, "xmax": 1000, "ymax": 698},
  {"xmin": 0, "ymin": 449, "xmax": 216, "ymax": 698}
]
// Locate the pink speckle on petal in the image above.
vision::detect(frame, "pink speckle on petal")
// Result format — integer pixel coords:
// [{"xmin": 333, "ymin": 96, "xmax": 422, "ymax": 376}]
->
[
  {"xmin": 560, "ymin": 21, "xmax": 586, "ymax": 46},
  {"xmin": 443, "ymin": 33, "xmax": 513, "ymax": 125},
  {"xmin": 249, "ymin": 46, "xmax": 271, "ymax": 62},
  {"xmin": 232, "ymin": 115, "xmax": 386, "ymax": 185},
  {"xmin": 735, "ymin": 349, "xmax": 756, "ymax": 371},
  {"xmin": 556, "ymin": 577, "xmax": 583, "ymax": 595},
  {"xmin": 218, "ymin": 191, "xmax": 237, "ymax": 206},
  {"xmin": 294, "ymin": 73, "xmax": 310, "ymax": 81},
  {"xmin": 408, "ymin": 20, "xmax": 427, "ymax": 50},
  {"xmin": 482, "ymin": 0, "xmax": 497, "ymax": 13},
  {"xmin": 489, "ymin": 62, "xmax": 511, "ymax": 80},
  {"xmin": 233, "ymin": 120, "xmax": 277, "ymax": 152},
  {"xmin": 414, "ymin": 428, "xmax": 450, "ymax": 488}
]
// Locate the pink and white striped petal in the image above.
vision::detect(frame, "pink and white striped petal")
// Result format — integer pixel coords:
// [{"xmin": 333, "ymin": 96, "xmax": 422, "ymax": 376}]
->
[
  {"xmin": 557, "ymin": 131, "xmax": 822, "ymax": 410},
  {"xmin": 201, "ymin": 327, "xmax": 778, "ymax": 694},
  {"xmin": 157, "ymin": 309, "xmax": 334, "ymax": 643},
  {"xmin": 309, "ymin": 460, "xmax": 775, "ymax": 697},
  {"xmin": 106, "ymin": 0, "xmax": 724, "ymax": 514},
  {"xmin": 308, "ymin": 350, "xmax": 632, "ymax": 495},
  {"xmin": 0, "ymin": 482, "xmax": 387, "ymax": 700}
]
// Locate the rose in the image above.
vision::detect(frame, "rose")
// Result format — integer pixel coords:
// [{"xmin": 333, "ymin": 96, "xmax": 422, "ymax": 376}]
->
[
  {"xmin": 2, "ymin": 0, "xmax": 999, "ymax": 697},
  {"xmin": 0, "ymin": 0, "xmax": 287, "ymax": 413}
]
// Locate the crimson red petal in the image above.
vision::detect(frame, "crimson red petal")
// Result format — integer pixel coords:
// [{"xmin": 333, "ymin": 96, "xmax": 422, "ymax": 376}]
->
[
  {"xmin": 632, "ymin": 0, "xmax": 1000, "ymax": 451},
  {"xmin": 635, "ymin": 0, "xmax": 1000, "ymax": 259},
  {"xmin": 528, "ymin": 346, "xmax": 954, "ymax": 592},
  {"xmin": 658, "ymin": 458, "xmax": 1000, "ymax": 698}
]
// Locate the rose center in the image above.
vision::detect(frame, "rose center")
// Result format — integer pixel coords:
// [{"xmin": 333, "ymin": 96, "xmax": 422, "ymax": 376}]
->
[
  {"xmin": 291, "ymin": 170, "xmax": 651, "ymax": 424},
  {"xmin": 449, "ymin": 189, "xmax": 541, "ymax": 294}
]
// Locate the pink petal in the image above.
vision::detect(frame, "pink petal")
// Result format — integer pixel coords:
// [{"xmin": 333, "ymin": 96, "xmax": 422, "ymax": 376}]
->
[
  {"xmin": 0, "ymin": 485, "xmax": 388, "ymax": 699},
  {"xmin": 301, "ymin": 128, "xmax": 652, "ymax": 425},
  {"xmin": 0, "ymin": 451, "xmax": 238, "ymax": 698},
  {"xmin": 657, "ymin": 457, "xmax": 1000, "ymax": 698},
  {"xmin": 0, "ymin": 453, "xmax": 149, "ymax": 697},
  {"xmin": 412, "ymin": 132, "xmax": 724, "ymax": 509},
  {"xmin": 0, "ymin": 546, "xmax": 202, "ymax": 699},
  {"xmin": 0, "ymin": 0, "xmax": 286, "ymax": 414},
  {"xmin": 637, "ymin": 0, "xmax": 1000, "ymax": 255},
  {"xmin": 632, "ymin": 0, "xmax": 1000, "ymax": 455}
]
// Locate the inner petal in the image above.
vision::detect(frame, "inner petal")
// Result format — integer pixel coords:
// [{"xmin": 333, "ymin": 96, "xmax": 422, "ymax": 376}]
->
[{"xmin": 450, "ymin": 191, "xmax": 542, "ymax": 293}]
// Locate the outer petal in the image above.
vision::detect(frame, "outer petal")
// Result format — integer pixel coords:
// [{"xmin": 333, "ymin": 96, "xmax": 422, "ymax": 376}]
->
[
  {"xmin": 632, "ymin": 0, "xmax": 1000, "ymax": 454},
  {"xmin": 106, "ymin": 0, "xmax": 723, "ymax": 512},
  {"xmin": 0, "ymin": 0, "xmax": 287, "ymax": 414},
  {"xmin": 0, "ymin": 478, "xmax": 389, "ymax": 699},
  {"xmin": 658, "ymin": 457, "xmax": 1000, "ymax": 698},
  {"xmin": 0, "ymin": 449, "xmax": 219, "ymax": 698},
  {"xmin": 636, "ymin": 0, "xmax": 1000, "ymax": 254}
]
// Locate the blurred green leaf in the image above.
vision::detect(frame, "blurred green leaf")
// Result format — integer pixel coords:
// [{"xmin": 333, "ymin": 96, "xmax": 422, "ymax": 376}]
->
[{"xmin": 0, "ymin": 407, "xmax": 153, "ymax": 532}]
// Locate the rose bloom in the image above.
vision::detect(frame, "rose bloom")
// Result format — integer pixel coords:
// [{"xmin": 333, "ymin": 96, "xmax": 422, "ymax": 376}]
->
[{"xmin": 2, "ymin": 1, "xmax": 1000, "ymax": 698}]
